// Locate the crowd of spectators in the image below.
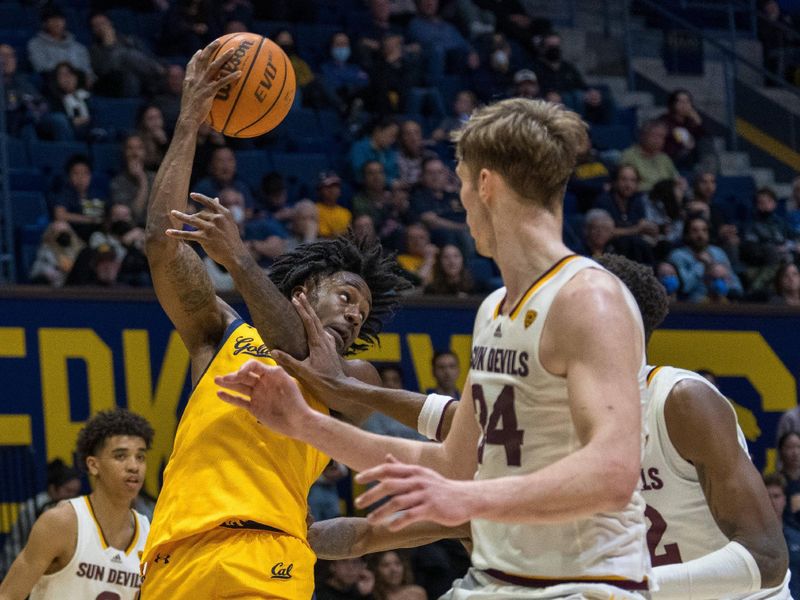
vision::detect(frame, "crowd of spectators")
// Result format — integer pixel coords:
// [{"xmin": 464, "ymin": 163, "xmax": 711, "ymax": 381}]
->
[{"xmin": 1, "ymin": 0, "xmax": 798, "ymax": 303}]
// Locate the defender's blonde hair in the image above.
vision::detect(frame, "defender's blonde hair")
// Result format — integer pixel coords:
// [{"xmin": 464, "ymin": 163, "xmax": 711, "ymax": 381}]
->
[{"xmin": 452, "ymin": 98, "xmax": 588, "ymax": 211}]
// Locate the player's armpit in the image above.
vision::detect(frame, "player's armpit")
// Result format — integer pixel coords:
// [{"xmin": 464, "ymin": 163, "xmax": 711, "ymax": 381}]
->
[
  {"xmin": 665, "ymin": 380, "xmax": 789, "ymax": 587},
  {"xmin": 307, "ymin": 516, "xmax": 470, "ymax": 560},
  {"xmin": 0, "ymin": 504, "xmax": 76, "ymax": 600}
]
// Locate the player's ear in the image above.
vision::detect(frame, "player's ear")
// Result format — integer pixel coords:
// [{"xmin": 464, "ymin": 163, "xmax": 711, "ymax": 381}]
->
[
  {"xmin": 85, "ymin": 456, "xmax": 99, "ymax": 477},
  {"xmin": 478, "ymin": 168, "xmax": 494, "ymax": 206}
]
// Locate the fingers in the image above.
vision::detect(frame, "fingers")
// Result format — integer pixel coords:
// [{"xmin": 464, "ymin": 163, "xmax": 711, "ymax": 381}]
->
[
  {"xmin": 365, "ymin": 490, "xmax": 425, "ymax": 525},
  {"xmin": 217, "ymin": 390, "xmax": 252, "ymax": 411},
  {"xmin": 199, "ymin": 39, "xmax": 224, "ymax": 71},
  {"xmin": 354, "ymin": 460, "xmax": 418, "ymax": 485},
  {"xmin": 212, "ymin": 376, "xmax": 255, "ymax": 397},
  {"xmin": 385, "ymin": 506, "xmax": 427, "ymax": 531},
  {"xmin": 165, "ymin": 229, "xmax": 204, "ymax": 241},
  {"xmin": 209, "ymin": 46, "xmax": 235, "ymax": 75},
  {"xmin": 270, "ymin": 350, "xmax": 301, "ymax": 377},
  {"xmin": 213, "ymin": 69, "xmax": 242, "ymax": 92},
  {"xmin": 292, "ymin": 293, "xmax": 328, "ymax": 346},
  {"xmin": 189, "ymin": 192, "xmax": 224, "ymax": 212},
  {"xmin": 170, "ymin": 209, "xmax": 212, "ymax": 229}
]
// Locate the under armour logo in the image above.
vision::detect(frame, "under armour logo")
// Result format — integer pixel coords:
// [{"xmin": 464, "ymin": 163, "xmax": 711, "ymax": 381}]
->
[
  {"xmin": 154, "ymin": 553, "xmax": 170, "ymax": 565},
  {"xmin": 493, "ymin": 324, "xmax": 502, "ymax": 338},
  {"xmin": 223, "ymin": 518, "xmax": 246, "ymax": 528},
  {"xmin": 270, "ymin": 562, "xmax": 293, "ymax": 579}
]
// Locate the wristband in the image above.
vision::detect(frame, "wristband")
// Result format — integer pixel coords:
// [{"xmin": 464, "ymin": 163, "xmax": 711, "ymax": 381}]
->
[{"xmin": 418, "ymin": 393, "xmax": 455, "ymax": 441}]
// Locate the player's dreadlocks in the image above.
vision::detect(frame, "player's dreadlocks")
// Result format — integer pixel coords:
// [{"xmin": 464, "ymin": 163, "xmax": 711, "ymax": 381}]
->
[
  {"xmin": 596, "ymin": 254, "xmax": 669, "ymax": 342},
  {"xmin": 75, "ymin": 408, "xmax": 154, "ymax": 471},
  {"xmin": 268, "ymin": 233, "xmax": 411, "ymax": 354}
]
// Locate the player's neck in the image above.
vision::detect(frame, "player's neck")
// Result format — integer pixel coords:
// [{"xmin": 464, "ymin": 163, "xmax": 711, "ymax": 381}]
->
[
  {"xmin": 491, "ymin": 208, "xmax": 571, "ymax": 307},
  {"xmin": 88, "ymin": 490, "xmax": 133, "ymax": 534}
]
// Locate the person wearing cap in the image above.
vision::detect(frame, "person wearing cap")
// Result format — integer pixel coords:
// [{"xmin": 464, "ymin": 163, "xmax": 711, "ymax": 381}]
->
[
  {"xmin": 316, "ymin": 171, "xmax": 353, "ymax": 238},
  {"xmin": 27, "ymin": 5, "xmax": 94, "ymax": 81},
  {"xmin": 512, "ymin": 69, "xmax": 540, "ymax": 99}
]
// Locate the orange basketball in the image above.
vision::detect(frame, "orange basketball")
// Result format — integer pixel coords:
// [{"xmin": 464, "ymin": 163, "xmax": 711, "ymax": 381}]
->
[{"xmin": 207, "ymin": 33, "xmax": 296, "ymax": 138}]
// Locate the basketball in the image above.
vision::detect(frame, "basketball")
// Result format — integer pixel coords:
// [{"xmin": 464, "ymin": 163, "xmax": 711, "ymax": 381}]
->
[{"xmin": 206, "ymin": 32, "xmax": 296, "ymax": 138}]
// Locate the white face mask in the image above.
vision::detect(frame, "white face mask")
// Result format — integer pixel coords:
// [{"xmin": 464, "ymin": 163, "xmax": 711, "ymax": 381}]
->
[
  {"xmin": 229, "ymin": 205, "xmax": 245, "ymax": 225},
  {"xmin": 492, "ymin": 50, "xmax": 509, "ymax": 68}
]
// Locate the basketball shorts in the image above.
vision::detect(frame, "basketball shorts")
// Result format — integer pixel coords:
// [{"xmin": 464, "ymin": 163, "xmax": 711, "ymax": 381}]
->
[
  {"xmin": 140, "ymin": 527, "xmax": 315, "ymax": 599},
  {"xmin": 438, "ymin": 568, "xmax": 648, "ymax": 600}
]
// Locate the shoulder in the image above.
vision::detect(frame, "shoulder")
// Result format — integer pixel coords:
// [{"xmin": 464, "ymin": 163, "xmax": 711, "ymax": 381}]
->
[
  {"xmin": 343, "ymin": 358, "xmax": 381, "ymax": 385},
  {"xmin": 554, "ymin": 266, "xmax": 628, "ymax": 316},
  {"xmin": 30, "ymin": 500, "xmax": 77, "ymax": 544}
]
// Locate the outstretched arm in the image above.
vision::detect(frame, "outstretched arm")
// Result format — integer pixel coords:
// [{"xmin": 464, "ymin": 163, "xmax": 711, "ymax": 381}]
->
[
  {"xmin": 144, "ymin": 42, "xmax": 241, "ymax": 376},
  {"xmin": 654, "ymin": 380, "xmax": 789, "ymax": 597},
  {"xmin": 308, "ymin": 517, "xmax": 470, "ymax": 560}
]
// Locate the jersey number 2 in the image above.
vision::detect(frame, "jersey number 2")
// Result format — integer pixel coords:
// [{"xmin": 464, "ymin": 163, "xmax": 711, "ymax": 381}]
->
[
  {"xmin": 645, "ymin": 504, "xmax": 682, "ymax": 565},
  {"xmin": 472, "ymin": 384, "xmax": 524, "ymax": 466}
]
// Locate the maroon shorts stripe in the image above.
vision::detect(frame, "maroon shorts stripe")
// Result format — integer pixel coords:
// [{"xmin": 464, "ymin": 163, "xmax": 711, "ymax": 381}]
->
[{"xmin": 483, "ymin": 569, "xmax": 649, "ymax": 591}]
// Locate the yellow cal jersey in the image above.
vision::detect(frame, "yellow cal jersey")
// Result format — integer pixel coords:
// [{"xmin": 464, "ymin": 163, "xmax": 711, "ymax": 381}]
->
[{"xmin": 142, "ymin": 320, "xmax": 330, "ymax": 564}]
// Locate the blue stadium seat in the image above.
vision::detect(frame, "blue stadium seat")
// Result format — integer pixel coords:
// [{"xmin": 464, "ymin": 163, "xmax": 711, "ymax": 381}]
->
[
  {"xmin": 0, "ymin": 4, "xmax": 38, "ymax": 30},
  {"xmin": 1, "ymin": 136, "xmax": 30, "ymax": 168},
  {"xmin": 271, "ymin": 152, "xmax": 329, "ymax": 185},
  {"xmin": 715, "ymin": 175, "xmax": 756, "ymax": 205},
  {"xmin": 0, "ymin": 28, "xmax": 34, "ymax": 48},
  {"xmin": 29, "ymin": 141, "xmax": 89, "ymax": 175},
  {"xmin": 9, "ymin": 168, "xmax": 45, "ymax": 192},
  {"xmin": 252, "ymin": 20, "xmax": 294, "ymax": 38},
  {"xmin": 589, "ymin": 124, "xmax": 633, "ymax": 151},
  {"xmin": 316, "ymin": 109, "xmax": 343, "ymax": 138},
  {"xmin": 280, "ymin": 108, "xmax": 321, "ymax": 137},
  {"xmin": 295, "ymin": 23, "xmax": 340, "ymax": 67},
  {"xmin": 234, "ymin": 150, "xmax": 273, "ymax": 192},
  {"xmin": 90, "ymin": 97, "xmax": 141, "ymax": 137},
  {"xmin": 10, "ymin": 191, "xmax": 49, "ymax": 229},
  {"xmin": 90, "ymin": 142, "xmax": 123, "ymax": 178}
]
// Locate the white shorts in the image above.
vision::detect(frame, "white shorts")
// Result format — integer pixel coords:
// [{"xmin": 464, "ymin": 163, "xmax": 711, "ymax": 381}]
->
[{"xmin": 439, "ymin": 568, "xmax": 649, "ymax": 600}]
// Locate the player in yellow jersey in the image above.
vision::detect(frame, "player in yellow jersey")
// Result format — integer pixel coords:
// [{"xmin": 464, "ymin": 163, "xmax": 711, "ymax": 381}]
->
[{"xmin": 140, "ymin": 41, "xmax": 409, "ymax": 600}]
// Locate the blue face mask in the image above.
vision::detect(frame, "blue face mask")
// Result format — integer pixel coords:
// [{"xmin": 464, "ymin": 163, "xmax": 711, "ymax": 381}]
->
[
  {"xmin": 711, "ymin": 277, "xmax": 729, "ymax": 297},
  {"xmin": 332, "ymin": 46, "xmax": 350, "ymax": 63},
  {"xmin": 660, "ymin": 274, "xmax": 679, "ymax": 295}
]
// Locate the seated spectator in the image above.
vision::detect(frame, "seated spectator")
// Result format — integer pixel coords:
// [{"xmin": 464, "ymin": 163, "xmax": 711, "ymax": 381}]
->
[
  {"xmin": 363, "ymin": 364, "xmax": 427, "ymax": 440},
  {"xmin": 397, "ymin": 119, "xmax": 436, "ymax": 187},
  {"xmin": 352, "ymin": 162, "xmax": 389, "ymax": 223},
  {"xmin": 408, "ymin": 0, "xmax": 479, "ymax": 80},
  {"xmin": 110, "ymin": 134, "xmax": 155, "ymax": 224},
  {"xmin": 27, "ymin": 5, "xmax": 94, "ymax": 81},
  {"xmin": 742, "ymin": 187, "xmax": 798, "ymax": 297},
  {"xmin": 702, "ymin": 261, "xmax": 737, "ymax": 304},
  {"xmin": 656, "ymin": 261, "xmax": 680, "ymax": 302},
  {"xmin": 203, "ymin": 253, "xmax": 235, "ymax": 292},
  {"xmin": 410, "ymin": 157, "xmax": 469, "ymax": 250},
  {"xmin": 366, "ymin": 550, "xmax": 426, "ymax": 600},
  {"xmin": 284, "ymin": 199, "xmax": 320, "ymax": 252},
  {"xmin": 424, "ymin": 243, "xmax": 474, "ymax": 297},
  {"xmin": 582, "ymin": 209, "xmax": 619, "ymax": 258},
  {"xmin": 308, "ymin": 461, "xmax": 348, "ymax": 522},
  {"xmin": 758, "ymin": 0, "xmax": 795, "ymax": 85},
  {"xmin": 316, "ymin": 171, "xmax": 352, "ymax": 238},
  {"xmin": 426, "ymin": 350, "xmax": 461, "ymax": 398},
  {"xmin": 474, "ymin": 0, "xmax": 550, "ymax": 52},
  {"xmin": 431, "ymin": 90, "xmax": 475, "ymax": 143},
  {"xmin": 315, "ymin": 558, "xmax": 375, "ymax": 600},
  {"xmin": 645, "ymin": 178, "xmax": 686, "ymax": 254},
  {"xmin": 658, "ymin": 89, "xmax": 711, "ymax": 170},
  {"xmin": 397, "ymin": 222, "xmax": 437, "ymax": 286},
  {"xmin": 1, "ymin": 44, "xmax": 51, "ymax": 138},
  {"xmin": 620, "ymin": 120, "xmax": 679, "ymax": 193},
  {"xmin": 87, "ymin": 202, "xmax": 149, "ymax": 286},
  {"xmin": 194, "ymin": 146, "xmax": 255, "ymax": 208},
  {"xmin": 219, "ymin": 187, "xmax": 285, "ymax": 267},
  {"xmin": 568, "ymin": 134, "xmax": 610, "ymax": 213},
  {"xmin": 153, "ymin": 64, "xmax": 184, "ymax": 133},
  {"xmin": 579, "ymin": 88, "xmax": 614, "ymax": 126},
  {"xmin": 466, "ymin": 33, "xmax": 517, "ymax": 101},
  {"xmin": 28, "ymin": 221, "xmax": 85, "ymax": 287},
  {"xmin": 65, "ymin": 242, "xmax": 124, "ymax": 286},
  {"xmin": 350, "ymin": 118, "xmax": 400, "ymax": 184},
  {"xmin": 53, "ymin": 154, "xmax": 107, "ymax": 241},
  {"xmin": 158, "ymin": 0, "xmax": 220, "ymax": 57},
  {"xmin": 763, "ymin": 473, "xmax": 800, "ymax": 599},
  {"xmin": 90, "ymin": 12, "xmax": 164, "ymax": 98},
  {"xmin": 779, "ymin": 431, "xmax": 800, "ymax": 517},
  {"xmin": 510, "ymin": 68, "xmax": 541, "ymax": 100},
  {"xmin": 275, "ymin": 29, "xmax": 340, "ymax": 111},
  {"xmin": 352, "ymin": 214, "xmax": 378, "ymax": 244},
  {"xmin": 45, "ymin": 62, "xmax": 92, "ymax": 141},
  {"xmin": 320, "ymin": 32, "xmax": 370, "ymax": 116},
  {"xmin": 364, "ymin": 32, "xmax": 424, "ymax": 115},
  {"xmin": 136, "ymin": 105, "xmax": 169, "ymax": 170},
  {"xmin": 686, "ymin": 170, "xmax": 741, "ymax": 267},
  {"xmin": 259, "ymin": 171, "xmax": 292, "ymax": 226},
  {"xmin": 193, "ymin": 121, "xmax": 227, "ymax": 177},
  {"xmin": 668, "ymin": 216, "xmax": 743, "ymax": 302},
  {"xmin": 1, "ymin": 459, "xmax": 81, "ymax": 569},
  {"xmin": 354, "ymin": 0, "xmax": 404, "ymax": 69},
  {"xmin": 443, "ymin": 0, "xmax": 495, "ymax": 41},
  {"xmin": 771, "ymin": 262, "xmax": 800, "ymax": 306},
  {"xmin": 532, "ymin": 32, "xmax": 586, "ymax": 95},
  {"xmin": 777, "ymin": 398, "xmax": 800, "ymax": 450},
  {"xmin": 593, "ymin": 165, "xmax": 657, "ymax": 264}
]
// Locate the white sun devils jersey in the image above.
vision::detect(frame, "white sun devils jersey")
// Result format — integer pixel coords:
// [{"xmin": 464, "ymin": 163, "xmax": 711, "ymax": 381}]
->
[
  {"xmin": 30, "ymin": 496, "xmax": 149, "ymax": 600},
  {"xmin": 469, "ymin": 255, "xmax": 651, "ymax": 586},
  {"xmin": 643, "ymin": 366, "xmax": 792, "ymax": 599}
]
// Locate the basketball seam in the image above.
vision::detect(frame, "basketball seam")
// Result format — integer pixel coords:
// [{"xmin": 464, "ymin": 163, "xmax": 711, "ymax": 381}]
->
[
  {"xmin": 221, "ymin": 36, "xmax": 266, "ymax": 135},
  {"xmin": 208, "ymin": 33, "xmax": 244, "ymax": 130},
  {"xmin": 234, "ymin": 50, "xmax": 289, "ymax": 136}
]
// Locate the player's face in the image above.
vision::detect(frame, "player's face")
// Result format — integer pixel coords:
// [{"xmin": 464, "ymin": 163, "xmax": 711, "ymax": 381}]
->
[
  {"xmin": 377, "ymin": 551, "xmax": 404, "ymax": 586},
  {"xmin": 87, "ymin": 435, "xmax": 147, "ymax": 500},
  {"xmin": 456, "ymin": 162, "xmax": 493, "ymax": 257},
  {"xmin": 303, "ymin": 271, "xmax": 372, "ymax": 355}
]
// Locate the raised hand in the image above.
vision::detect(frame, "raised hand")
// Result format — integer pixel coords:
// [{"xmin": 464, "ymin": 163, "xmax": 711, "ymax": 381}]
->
[
  {"xmin": 354, "ymin": 455, "xmax": 474, "ymax": 531},
  {"xmin": 165, "ymin": 192, "xmax": 248, "ymax": 268},
  {"xmin": 180, "ymin": 40, "xmax": 241, "ymax": 128},
  {"xmin": 215, "ymin": 359, "xmax": 314, "ymax": 438}
]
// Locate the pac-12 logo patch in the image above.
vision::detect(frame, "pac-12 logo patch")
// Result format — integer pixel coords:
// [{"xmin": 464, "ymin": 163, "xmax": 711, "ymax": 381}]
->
[
  {"xmin": 271, "ymin": 562, "xmax": 293, "ymax": 580},
  {"xmin": 524, "ymin": 310, "xmax": 537, "ymax": 329}
]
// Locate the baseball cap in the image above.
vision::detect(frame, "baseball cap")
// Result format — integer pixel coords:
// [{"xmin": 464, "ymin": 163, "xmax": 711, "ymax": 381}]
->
[
  {"xmin": 513, "ymin": 69, "xmax": 538, "ymax": 84},
  {"xmin": 318, "ymin": 171, "xmax": 342, "ymax": 187}
]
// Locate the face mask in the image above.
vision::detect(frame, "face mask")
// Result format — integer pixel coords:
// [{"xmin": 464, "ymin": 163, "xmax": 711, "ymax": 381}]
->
[
  {"xmin": 543, "ymin": 46, "xmax": 561, "ymax": 62},
  {"xmin": 711, "ymin": 277, "xmax": 729, "ymax": 297},
  {"xmin": 491, "ymin": 50, "xmax": 508, "ymax": 68},
  {"xmin": 332, "ymin": 46, "xmax": 350, "ymax": 63},
  {"xmin": 56, "ymin": 232, "xmax": 72, "ymax": 247},
  {"xmin": 229, "ymin": 205, "xmax": 245, "ymax": 225},
  {"xmin": 110, "ymin": 220, "xmax": 133, "ymax": 237},
  {"xmin": 659, "ymin": 274, "xmax": 679, "ymax": 295}
]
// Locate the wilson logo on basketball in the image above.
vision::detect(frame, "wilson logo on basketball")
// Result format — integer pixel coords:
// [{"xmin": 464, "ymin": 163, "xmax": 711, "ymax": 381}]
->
[
  {"xmin": 216, "ymin": 39, "xmax": 256, "ymax": 101},
  {"xmin": 270, "ymin": 562, "xmax": 293, "ymax": 579}
]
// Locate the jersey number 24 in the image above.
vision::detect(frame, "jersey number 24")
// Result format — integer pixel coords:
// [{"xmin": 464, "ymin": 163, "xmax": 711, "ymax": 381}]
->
[{"xmin": 472, "ymin": 384, "xmax": 524, "ymax": 466}]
